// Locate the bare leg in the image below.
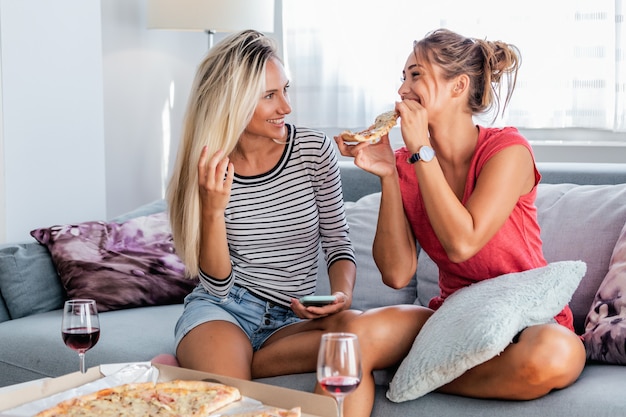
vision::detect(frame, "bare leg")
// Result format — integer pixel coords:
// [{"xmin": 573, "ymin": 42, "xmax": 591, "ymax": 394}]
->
[
  {"xmin": 176, "ymin": 321, "xmax": 253, "ymax": 380},
  {"xmin": 332, "ymin": 310, "xmax": 584, "ymax": 417},
  {"xmin": 326, "ymin": 305, "xmax": 434, "ymax": 417},
  {"xmin": 252, "ymin": 310, "xmax": 360, "ymax": 378},
  {"xmin": 439, "ymin": 323, "xmax": 586, "ymax": 399}
]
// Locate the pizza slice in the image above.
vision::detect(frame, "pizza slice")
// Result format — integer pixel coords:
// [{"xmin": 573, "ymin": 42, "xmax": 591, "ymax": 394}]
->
[
  {"xmin": 340, "ymin": 110, "xmax": 399, "ymax": 143},
  {"xmin": 155, "ymin": 379, "xmax": 242, "ymax": 416},
  {"xmin": 34, "ymin": 380, "xmax": 241, "ymax": 417}
]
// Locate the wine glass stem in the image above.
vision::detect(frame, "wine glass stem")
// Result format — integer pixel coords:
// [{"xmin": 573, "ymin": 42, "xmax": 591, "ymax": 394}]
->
[
  {"xmin": 336, "ymin": 396, "xmax": 345, "ymax": 417},
  {"xmin": 79, "ymin": 352, "xmax": 86, "ymax": 374}
]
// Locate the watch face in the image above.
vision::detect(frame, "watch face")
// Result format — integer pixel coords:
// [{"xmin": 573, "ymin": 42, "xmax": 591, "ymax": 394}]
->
[{"xmin": 419, "ymin": 146, "xmax": 435, "ymax": 162}]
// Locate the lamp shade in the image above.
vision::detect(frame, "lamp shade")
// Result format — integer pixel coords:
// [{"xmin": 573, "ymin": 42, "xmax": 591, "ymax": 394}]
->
[{"xmin": 147, "ymin": 0, "xmax": 275, "ymax": 33}]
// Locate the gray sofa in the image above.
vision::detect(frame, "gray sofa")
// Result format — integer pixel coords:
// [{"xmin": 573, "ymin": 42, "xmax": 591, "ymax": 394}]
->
[{"xmin": 1, "ymin": 160, "xmax": 626, "ymax": 417}]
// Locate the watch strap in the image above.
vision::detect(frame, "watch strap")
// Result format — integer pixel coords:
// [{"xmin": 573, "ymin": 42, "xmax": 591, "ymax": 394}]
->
[{"xmin": 407, "ymin": 152, "xmax": 421, "ymax": 164}]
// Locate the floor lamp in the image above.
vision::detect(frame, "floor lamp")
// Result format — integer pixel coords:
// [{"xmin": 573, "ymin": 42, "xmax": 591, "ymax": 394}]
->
[{"xmin": 147, "ymin": 0, "xmax": 275, "ymax": 48}]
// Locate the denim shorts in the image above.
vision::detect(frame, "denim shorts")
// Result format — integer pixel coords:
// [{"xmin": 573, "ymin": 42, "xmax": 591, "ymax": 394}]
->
[{"xmin": 174, "ymin": 284, "xmax": 303, "ymax": 352}]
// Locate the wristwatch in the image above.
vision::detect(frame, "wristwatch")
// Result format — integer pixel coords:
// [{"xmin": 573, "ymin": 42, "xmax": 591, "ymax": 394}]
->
[{"xmin": 407, "ymin": 145, "xmax": 435, "ymax": 164}]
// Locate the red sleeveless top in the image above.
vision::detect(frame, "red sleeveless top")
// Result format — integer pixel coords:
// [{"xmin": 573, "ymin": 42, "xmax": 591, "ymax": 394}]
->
[{"xmin": 395, "ymin": 126, "xmax": 574, "ymax": 331}]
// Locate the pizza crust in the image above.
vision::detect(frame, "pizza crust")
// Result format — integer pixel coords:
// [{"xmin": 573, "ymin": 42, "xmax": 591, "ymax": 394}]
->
[{"xmin": 340, "ymin": 110, "xmax": 399, "ymax": 143}]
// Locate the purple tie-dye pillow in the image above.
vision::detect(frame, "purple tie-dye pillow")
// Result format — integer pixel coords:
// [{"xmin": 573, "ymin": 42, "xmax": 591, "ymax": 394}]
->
[
  {"xmin": 583, "ymin": 220, "xmax": 626, "ymax": 364},
  {"xmin": 31, "ymin": 212, "xmax": 197, "ymax": 312}
]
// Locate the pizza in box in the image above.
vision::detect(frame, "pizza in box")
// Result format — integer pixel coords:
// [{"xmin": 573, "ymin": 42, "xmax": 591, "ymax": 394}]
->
[{"xmin": 34, "ymin": 379, "xmax": 300, "ymax": 417}]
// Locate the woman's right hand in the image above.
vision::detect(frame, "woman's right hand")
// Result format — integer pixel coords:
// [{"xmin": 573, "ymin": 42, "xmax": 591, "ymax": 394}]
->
[
  {"xmin": 333, "ymin": 134, "xmax": 397, "ymax": 178},
  {"xmin": 198, "ymin": 147, "xmax": 234, "ymax": 213}
]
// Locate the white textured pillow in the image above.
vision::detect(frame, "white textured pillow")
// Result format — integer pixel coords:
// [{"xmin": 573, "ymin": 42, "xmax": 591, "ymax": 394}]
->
[{"xmin": 387, "ymin": 260, "xmax": 587, "ymax": 403}]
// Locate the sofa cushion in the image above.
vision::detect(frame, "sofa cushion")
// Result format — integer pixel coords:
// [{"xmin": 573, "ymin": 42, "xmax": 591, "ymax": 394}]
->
[
  {"xmin": 387, "ymin": 260, "xmax": 586, "ymax": 403},
  {"xmin": 583, "ymin": 219, "xmax": 626, "ymax": 364},
  {"xmin": 0, "ymin": 305, "xmax": 183, "ymax": 386},
  {"xmin": 315, "ymin": 192, "xmax": 417, "ymax": 309},
  {"xmin": 415, "ymin": 249, "xmax": 439, "ymax": 307},
  {"xmin": 0, "ymin": 242, "xmax": 64, "ymax": 320},
  {"xmin": 536, "ymin": 183, "xmax": 626, "ymax": 334},
  {"xmin": 110, "ymin": 199, "xmax": 167, "ymax": 223},
  {"xmin": 414, "ymin": 183, "xmax": 626, "ymax": 334},
  {"xmin": 30, "ymin": 212, "xmax": 197, "ymax": 312},
  {"xmin": 0, "ymin": 294, "xmax": 9, "ymax": 323}
]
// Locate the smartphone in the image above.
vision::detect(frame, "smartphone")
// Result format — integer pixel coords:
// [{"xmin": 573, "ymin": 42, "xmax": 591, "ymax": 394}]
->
[{"xmin": 299, "ymin": 295, "xmax": 337, "ymax": 307}]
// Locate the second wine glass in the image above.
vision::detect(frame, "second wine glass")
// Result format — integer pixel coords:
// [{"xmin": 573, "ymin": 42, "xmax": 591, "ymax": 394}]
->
[
  {"xmin": 61, "ymin": 299, "xmax": 100, "ymax": 374},
  {"xmin": 317, "ymin": 332, "xmax": 362, "ymax": 417}
]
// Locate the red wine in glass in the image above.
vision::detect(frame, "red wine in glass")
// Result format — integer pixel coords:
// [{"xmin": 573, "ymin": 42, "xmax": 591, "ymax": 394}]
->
[
  {"xmin": 62, "ymin": 327, "xmax": 100, "ymax": 352},
  {"xmin": 62, "ymin": 299, "xmax": 100, "ymax": 373},
  {"xmin": 319, "ymin": 375, "xmax": 361, "ymax": 395},
  {"xmin": 317, "ymin": 333, "xmax": 362, "ymax": 417}
]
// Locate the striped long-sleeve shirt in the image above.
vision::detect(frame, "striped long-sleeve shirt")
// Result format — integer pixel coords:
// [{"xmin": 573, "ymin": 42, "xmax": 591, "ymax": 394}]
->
[{"xmin": 199, "ymin": 124, "xmax": 356, "ymax": 307}]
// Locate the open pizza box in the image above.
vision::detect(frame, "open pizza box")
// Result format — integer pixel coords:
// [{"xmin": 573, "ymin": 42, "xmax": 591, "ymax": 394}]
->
[{"xmin": 0, "ymin": 362, "xmax": 337, "ymax": 417}]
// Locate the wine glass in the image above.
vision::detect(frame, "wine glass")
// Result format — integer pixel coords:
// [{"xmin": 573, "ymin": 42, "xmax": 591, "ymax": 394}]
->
[
  {"xmin": 317, "ymin": 332, "xmax": 362, "ymax": 417},
  {"xmin": 62, "ymin": 299, "xmax": 100, "ymax": 373}
]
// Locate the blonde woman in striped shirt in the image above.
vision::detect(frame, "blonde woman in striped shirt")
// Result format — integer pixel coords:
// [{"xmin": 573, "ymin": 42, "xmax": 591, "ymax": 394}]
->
[{"xmin": 168, "ymin": 29, "xmax": 360, "ymax": 382}]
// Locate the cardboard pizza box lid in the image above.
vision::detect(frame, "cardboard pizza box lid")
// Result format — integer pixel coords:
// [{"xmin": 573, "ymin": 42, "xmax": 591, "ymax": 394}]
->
[
  {"xmin": 0, "ymin": 367, "xmax": 102, "ymax": 413},
  {"xmin": 0, "ymin": 362, "xmax": 338, "ymax": 417}
]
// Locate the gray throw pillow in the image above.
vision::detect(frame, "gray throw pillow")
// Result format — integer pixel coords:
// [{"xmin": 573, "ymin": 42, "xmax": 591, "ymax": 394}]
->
[
  {"xmin": 0, "ymin": 242, "xmax": 64, "ymax": 320},
  {"xmin": 536, "ymin": 183, "xmax": 626, "ymax": 333},
  {"xmin": 0, "ymin": 295, "xmax": 9, "ymax": 323},
  {"xmin": 315, "ymin": 192, "xmax": 418, "ymax": 310},
  {"xmin": 415, "ymin": 249, "xmax": 439, "ymax": 308},
  {"xmin": 387, "ymin": 260, "xmax": 586, "ymax": 403},
  {"xmin": 111, "ymin": 199, "xmax": 167, "ymax": 223}
]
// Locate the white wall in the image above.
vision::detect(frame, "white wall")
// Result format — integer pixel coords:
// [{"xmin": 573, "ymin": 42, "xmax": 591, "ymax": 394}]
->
[
  {"xmin": 0, "ymin": 51, "xmax": 4, "ymax": 243},
  {"xmin": 0, "ymin": 0, "xmax": 259, "ymax": 243},
  {"xmin": 0, "ymin": 0, "xmax": 106, "ymax": 242},
  {"xmin": 100, "ymin": 0, "xmax": 281, "ymax": 219},
  {"xmin": 101, "ymin": 0, "xmax": 208, "ymax": 219}
]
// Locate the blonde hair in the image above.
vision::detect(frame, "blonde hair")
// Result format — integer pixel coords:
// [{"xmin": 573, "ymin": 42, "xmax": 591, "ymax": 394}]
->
[
  {"xmin": 167, "ymin": 30, "xmax": 279, "ymax": 278},
  {"xmin": 414, "ymin": 28, "xmax": 521, "ymax": 121}
]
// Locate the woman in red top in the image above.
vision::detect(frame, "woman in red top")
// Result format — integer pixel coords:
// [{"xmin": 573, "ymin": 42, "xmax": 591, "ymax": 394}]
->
[{"xmin": 335, "ymin": 28, "xmax": 585, "ymax": 417}]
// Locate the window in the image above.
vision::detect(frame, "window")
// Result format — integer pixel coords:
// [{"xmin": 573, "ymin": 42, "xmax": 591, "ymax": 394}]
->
[{"xmin": 282, "ymin": 0, "xmax": 626, "ymax": 134}]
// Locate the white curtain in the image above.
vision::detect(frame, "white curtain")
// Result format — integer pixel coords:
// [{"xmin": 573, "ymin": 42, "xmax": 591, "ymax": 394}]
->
[{"xmin": 282, "ymin": 0, "xmax": 626, "ymax": 132}]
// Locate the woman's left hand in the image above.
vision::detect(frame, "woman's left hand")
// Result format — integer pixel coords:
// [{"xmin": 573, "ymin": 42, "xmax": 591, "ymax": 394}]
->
[{"xmin": 290, "ymin": 291, "xmax": 351, "ymax": 319}]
